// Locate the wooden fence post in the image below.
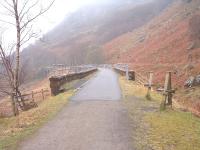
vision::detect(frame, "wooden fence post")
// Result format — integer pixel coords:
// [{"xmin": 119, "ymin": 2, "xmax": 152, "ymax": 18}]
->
[
  {"xmin": 31, "ymin": 91, "xmax": 35, "ymax": 102},
  {"xmin": 42, "ymin": 89, "xmax": 45, "ymax": 100},
  {"xmin": 145, "ymin": 71, "xmax": 154, "ymax": 100},
  {"xmin": 161, "ymin": 71, "xmax": 175, "ymax": 109},
  {"xmin": 126, "ymin": 64, "xmax": 129, "ymax": 80}
]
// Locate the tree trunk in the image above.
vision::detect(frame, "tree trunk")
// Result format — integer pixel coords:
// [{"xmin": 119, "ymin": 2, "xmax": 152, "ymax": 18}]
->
[
  {"xmin": 13, "ymin": 0, "xmax": 23, "ymax": 115},
  {"xmin": 11, "ymin": 92, "xmax": 19, "ymax": 116},
  {"xmin": 14, "ymin": 0, "xmax": 20, "ymax": 93}
]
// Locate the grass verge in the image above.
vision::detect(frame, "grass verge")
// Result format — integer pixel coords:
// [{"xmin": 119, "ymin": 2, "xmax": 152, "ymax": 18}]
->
[
  {"xmin": 119, "ymin": 76, "xmax": 200, "ymax": 150},
  {"xmin": 0, "ymin": 91, "xmax": 74, "ymax": 150}
]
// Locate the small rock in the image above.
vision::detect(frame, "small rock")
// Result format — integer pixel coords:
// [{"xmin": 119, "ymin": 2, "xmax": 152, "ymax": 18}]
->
[
  {"xmin": 185, "ymin": 75, "xmax": 200, "ymax": 87},
  {"xmin": 195, "ymin": 75, "xmax": 200, "ymax": 85},
  {"xmin": 185, "ymin": 76, "xmax": 195, "ymax": 87},
  {"xmin": 138, "ymin": 35, "xmax": 146, "ymax": 43},
  {"xmin": 187, "ymin": 42, "xmax": 195, "ymax": 50}
]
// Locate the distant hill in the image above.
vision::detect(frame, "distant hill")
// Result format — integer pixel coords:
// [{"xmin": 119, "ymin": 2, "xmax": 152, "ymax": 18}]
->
[
  {"xmin": 103, "ymin": 0, "xmax": 200, "ymax": 86},
  {"xmin": 21, "ymin": 0, "xmax": 172, "ymax": 79}
]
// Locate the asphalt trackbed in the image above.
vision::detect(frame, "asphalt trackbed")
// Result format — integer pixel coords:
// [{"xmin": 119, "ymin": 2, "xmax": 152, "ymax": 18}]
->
[{"xmin": 19, "ymin": 68, "xmax": 133, "ymax": 150}]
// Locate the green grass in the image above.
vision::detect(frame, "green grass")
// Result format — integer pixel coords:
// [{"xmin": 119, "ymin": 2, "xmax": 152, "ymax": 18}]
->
[
  {"xmin": 0, "ymin": 91, "xmax": 74, "ymax": 150},
  {"xmin": 119, "ymin": 76, "xmax": 200, "ymax": 150},
  {"xmin": 146, "ymin": 110, "xmax": 200, "ymax": 150},
  {"xmin": 119, "ymin": 76, "xmax": 162, "ymax": 101}
]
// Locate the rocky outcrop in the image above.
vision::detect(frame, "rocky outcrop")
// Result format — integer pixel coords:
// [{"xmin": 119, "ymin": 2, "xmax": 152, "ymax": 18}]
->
[{"xmin": 185, "ymin": 75, "xmax": 200, "ymax": 87}]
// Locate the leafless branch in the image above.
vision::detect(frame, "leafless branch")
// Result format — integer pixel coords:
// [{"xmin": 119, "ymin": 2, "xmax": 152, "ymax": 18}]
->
[
  {"xmin": 20, "ymin": 33, "xmax": 38, "ymax": 46},
  {"xmin": 0, "ymin": 19, "xmax": 15, "ymax": 26},
  {"xmin": 0, "ymin": 10, "xmax": 15, "ymax": 17},
  {"xmin": 19, "ymin": 0, "xmax": 40, "ymax": 22},
  {"xmin": 0, "ymin": 1, "xmax": 14, "ymax": 15},
  {"xmin": 20, "ymin": 25, "xmax": 33, "ymax": 42},
  {"xmin": 20, "ymin": 0, "xmax": 55, "ymax": 30},
  {"xmin": 3, "ymin": 0, "xmax": 13, "ymax": 8},
  {"xmin": 18, "ymin": 0, "xmax": 29, "ymax": 16}
]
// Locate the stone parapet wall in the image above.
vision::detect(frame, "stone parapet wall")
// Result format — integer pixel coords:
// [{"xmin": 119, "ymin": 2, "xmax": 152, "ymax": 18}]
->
[{"xmin": 49, "ymin": 69, "xmax": 97, "ymax": 96}]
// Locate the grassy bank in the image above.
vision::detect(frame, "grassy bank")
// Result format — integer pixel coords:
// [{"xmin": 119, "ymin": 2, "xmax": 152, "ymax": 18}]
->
[
  {"xmin": 119, "ymin": 76, "xmax": 200, "ymax": 150},
  {"xmin": 0, "ymin": 91, "xmax": 74, "ymax": 150}
]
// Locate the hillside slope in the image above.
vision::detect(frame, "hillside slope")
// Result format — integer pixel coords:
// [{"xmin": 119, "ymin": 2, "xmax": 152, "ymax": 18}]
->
[
  {"xmin": 103, "ymin": 0, "xmax": 200, "ymax": 86},
  {"xmin": 21, "ymin": 0, "xmax": 172, "ymax": 79}
]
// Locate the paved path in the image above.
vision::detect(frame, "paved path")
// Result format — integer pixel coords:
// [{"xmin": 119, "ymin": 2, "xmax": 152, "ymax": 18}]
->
[
  {"xmin": 71, "ymin": 68, "xmax": 121, "ymax": 101},
  {"xmin": 19, "ymin": 69, "xmax": 133, "ymax": 150}
]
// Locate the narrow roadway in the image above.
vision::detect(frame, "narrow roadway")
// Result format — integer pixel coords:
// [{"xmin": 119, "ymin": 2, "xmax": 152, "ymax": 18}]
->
[
  {"xmin": 71, "ymin": 68, "xmax": 121, "ymax": 101},
  {"xmin": 19, "ymin": 68, "xmax": 133, "ymax": 150}
]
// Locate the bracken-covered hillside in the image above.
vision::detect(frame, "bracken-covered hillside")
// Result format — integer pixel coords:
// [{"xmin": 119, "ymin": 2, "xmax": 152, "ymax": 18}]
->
[{"xmin": 103, "ymin": 0, "xmax": 200, "ymax": 86}]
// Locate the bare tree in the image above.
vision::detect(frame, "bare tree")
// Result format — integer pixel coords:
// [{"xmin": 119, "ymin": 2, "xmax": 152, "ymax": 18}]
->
[{"xmin": 0, "ymin": 0, "xmax": 55, "ymax": 116}]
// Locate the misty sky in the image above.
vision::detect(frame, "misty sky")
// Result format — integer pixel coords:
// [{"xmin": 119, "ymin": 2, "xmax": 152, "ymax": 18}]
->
[
  {"xmin": 0, "ymin": 0, "xmax": 148, "ymax": 49},
  {"xmin": 38, "ymin": 0, "xmax": 108, "ymax": 33},
  {"xmin": 0, "ymin": 0, "xmax": 110, "ymax": 48}
]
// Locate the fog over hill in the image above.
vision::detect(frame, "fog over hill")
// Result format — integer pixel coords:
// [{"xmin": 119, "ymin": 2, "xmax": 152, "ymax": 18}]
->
[{"xmin": 22, "ymin": 0, "xmax": 172, "ymax": 79}]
